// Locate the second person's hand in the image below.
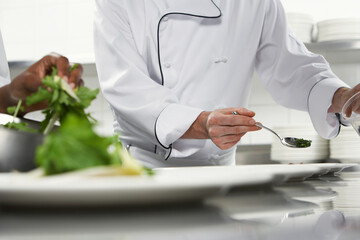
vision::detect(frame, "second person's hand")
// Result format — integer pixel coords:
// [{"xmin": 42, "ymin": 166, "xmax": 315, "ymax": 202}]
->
[{"xmin": 7, "ymin": 53, "xmax": 84, "ymax": 114}]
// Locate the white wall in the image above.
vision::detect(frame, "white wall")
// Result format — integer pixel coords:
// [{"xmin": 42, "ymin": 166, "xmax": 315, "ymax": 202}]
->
[
  {"xmin": 282, "ymin": 0, "xmax": 360, "ymax": 21},
  {"xmin": 0, "ymin": 0, "xmax": 95, "ymax": 62},
  {"xmin": 2, "ymin": 0, "xmax": 360, "ymax": 143}
]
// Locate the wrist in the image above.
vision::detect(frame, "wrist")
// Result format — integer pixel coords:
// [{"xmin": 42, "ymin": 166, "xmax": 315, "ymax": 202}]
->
[
  {"xmin": 329, "ymin": 87, "xmax": 350, "ymax": 113},
  {"xmin": 181, "ymin": 111, "xmax": 210, "ymax": 139},
  {"xmin": 0, "ymin": 84, "xmax": 17, "ymax": 114}
]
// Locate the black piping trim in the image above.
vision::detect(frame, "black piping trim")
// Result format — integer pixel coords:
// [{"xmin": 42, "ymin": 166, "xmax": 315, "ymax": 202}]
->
[
  {"xmin": 165, "ymin": 145, "xmax": 172, "ymax": 160},
  {"xmin": 157, "ymin": 0, "xmax": 222, "ymax": 85},
  {"xmin": 335, "ymin": 113, "xmax": 342, "ymax": 138},
  {"xmin": 154, "ymin": 0, "xmax": 222, "ymax": 156},
  {"xmin": 154, "ymin": 107, "xmax": 172, "ymax": 150},
  {"xmin": 306, "ymin": 79, "xmax": 325, "ymax": 114}
]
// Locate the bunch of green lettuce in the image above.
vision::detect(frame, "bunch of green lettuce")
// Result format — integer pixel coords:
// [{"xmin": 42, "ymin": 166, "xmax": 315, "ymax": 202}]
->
[
  {"xmin": 36, "ymin": 113, "xmax": 152, "ymax": 176},
  {"xmin": 26, "ymin": 67, "xmax": 99, "ymax": 134},
  {"xmin": 4, "ymin": 67, "xmax": 152, "ymax": 176}
]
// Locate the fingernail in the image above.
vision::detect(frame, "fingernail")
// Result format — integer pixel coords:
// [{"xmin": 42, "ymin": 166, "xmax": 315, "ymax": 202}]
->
[
  {"xmin": 70, "ymin": 83, "xmax": 75, "ymax": 89},
  {"xmin": 249, "ymin": 119, "xmax": 255, "ymax": 125}
]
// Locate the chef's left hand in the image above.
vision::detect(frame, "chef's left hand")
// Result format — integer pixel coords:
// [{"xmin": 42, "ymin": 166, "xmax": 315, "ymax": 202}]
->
[{"xmin": 328, "ymin": 84, "xmax": 360, "ymax": 117}]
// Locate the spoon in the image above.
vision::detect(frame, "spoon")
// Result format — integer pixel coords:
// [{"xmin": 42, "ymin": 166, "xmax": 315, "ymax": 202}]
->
[
  {"xmin": 255, "ymin": 123, "xmax": 311, "ymax": 148},
  {"xmin": 231, "ymin": 111, "xmax": 311, "ymax": 148}
]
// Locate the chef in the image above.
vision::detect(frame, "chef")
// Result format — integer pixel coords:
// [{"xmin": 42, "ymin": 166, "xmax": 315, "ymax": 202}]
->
[
  {"xmin": 0, "ymin": 31, "xmax": 83, "ymax": 115},
  {"xmin": 94, "ymin": 0, "xmax": 358, "ymax": 168}
]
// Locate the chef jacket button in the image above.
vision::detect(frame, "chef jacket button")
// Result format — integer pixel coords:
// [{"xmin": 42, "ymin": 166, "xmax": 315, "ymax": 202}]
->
[
  {"xmin": 214, "ymin": 57, "xmax": 228, "ymax": 63},
  {"xmin": 162, "ymin": 16, "xmax": 169, "ymax": 22},
  {"xmin": 163, "ymin": 63, "xmax": 171, "ymax": 68}
]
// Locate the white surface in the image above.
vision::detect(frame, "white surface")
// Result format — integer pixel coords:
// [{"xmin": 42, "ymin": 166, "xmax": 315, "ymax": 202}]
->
[{"xmin": 0, "ymin": 166, "xmax": 274, "ymax": 207}]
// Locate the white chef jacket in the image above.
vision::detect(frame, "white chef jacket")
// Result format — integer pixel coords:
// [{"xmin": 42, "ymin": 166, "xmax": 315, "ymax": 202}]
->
[
  {"xmin": 0, "ymin": 30, "xmax": 10, "ymax": 87},
  {"xmin": 94, "ymin": 0, "xmax": 348, "ymax": 168}
]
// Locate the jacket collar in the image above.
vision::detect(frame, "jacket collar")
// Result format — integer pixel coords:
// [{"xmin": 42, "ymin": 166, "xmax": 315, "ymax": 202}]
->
[{"xmin": 163, "ymin": 0, "xmax": 221, "ymax": 18}]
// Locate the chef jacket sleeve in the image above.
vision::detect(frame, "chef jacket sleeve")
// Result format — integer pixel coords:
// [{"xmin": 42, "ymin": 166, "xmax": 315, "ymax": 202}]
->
[
  {"xmin": 94, "ymin": 0, "xmax": 203, "ymax": 151},
  {"xmin": 255, "ymin": 0, "xmax": 349, "ymax": 139},
  {"xmin": 0, "ymin": 76, "xmax": 10, "ymax": 88}
]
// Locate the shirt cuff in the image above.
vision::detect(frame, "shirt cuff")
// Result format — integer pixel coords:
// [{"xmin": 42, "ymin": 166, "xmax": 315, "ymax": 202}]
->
[
  {"xmin": 0, "ymin": 76, "xmax": 10, "ymax": 88},
  {"xmin": 155, "ymin": 103, "xmax": 204, "ymax": 147},
  {"xmin": 308, "ymin": 78, "xmax": 349, "ymax": 139}
]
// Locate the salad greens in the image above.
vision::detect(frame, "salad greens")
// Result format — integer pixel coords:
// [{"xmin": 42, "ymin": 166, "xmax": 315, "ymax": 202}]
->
[
  {"xmin": 26, "ymin": 67, "xmax": 99, "ymax": 134},
  {"xmin": 36, "ymin": 113, "xmax": 150, "ymax": 176},
  {"xmin": 3, "ymin": 66, "xmax": 152, "ymax": 176}
]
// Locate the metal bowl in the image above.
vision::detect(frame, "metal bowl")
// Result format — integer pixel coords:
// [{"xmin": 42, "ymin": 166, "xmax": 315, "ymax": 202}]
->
[{"xmin": 0, "ymin": 114, "xmax": 44, "ymax": 172}]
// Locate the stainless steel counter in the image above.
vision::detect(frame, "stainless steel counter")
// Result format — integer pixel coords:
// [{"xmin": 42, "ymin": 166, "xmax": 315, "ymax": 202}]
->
[{"xmin": 0, "ymin": 165, "xmax": 359, "ymax": 240}]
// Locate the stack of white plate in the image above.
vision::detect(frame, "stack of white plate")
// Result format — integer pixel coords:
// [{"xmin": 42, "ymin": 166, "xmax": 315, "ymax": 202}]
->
[
  {"xmin": 317, "ymin": 18, "xmax": 360, "ymax": 42},
  {"xmin": 286, "ymin": 13, "xmax": 314, "ymax": 43},
  {"xmin": 330, "ymin": 127, "xmax": 360, "ymax": 163},
  {"xmin": 271, "ymin": 126, "xmax": 329, "ymax": 164}
]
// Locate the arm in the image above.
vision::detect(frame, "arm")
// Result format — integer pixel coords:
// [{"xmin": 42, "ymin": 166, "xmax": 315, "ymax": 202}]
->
[
  {"xmin": 0, "ymin": 54, "xmax": 83, "ymax": 116},
  {"xmin": 94, "ymin": 1, "xmax": 260, "ymax": 153},
  {"xmin": 255, "ymin": 0, "xmax": 348, "ymax": 139},
  {"xmin": 94, "ymin": 1, "xmax": 204, "ymax": 150}
]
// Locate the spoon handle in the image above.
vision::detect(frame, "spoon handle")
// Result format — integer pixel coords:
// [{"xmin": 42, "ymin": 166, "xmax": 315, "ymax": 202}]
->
[{"xmin": 255, "ymin": 123, "xmax": 283, "ymax": 141}]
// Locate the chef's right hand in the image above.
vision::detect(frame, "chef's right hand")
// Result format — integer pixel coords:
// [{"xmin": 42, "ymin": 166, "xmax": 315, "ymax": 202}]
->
[
  {"xmin": 181, "ymin": 108, "xmax": 261, "ymax": 150},
  {"xmin": 206, "ymin": 108, "xmax": 261, "ymax": 149}
]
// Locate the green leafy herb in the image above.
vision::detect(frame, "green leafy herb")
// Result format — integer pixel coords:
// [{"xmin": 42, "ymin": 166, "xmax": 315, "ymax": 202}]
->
[
  {"xmin": 295, "ymin": 138, "xmax": 312, "ymax": 148},
  {"xmin": 36, "ymin": 113, "xmax": 150, "ymax": 176},
  {"xmin": 3, "ymin": 67, "xmax": 151, "ymax": 177},
  {"xmin": 69, "ymin": 63, "xmax": 78, "ymax": 72},
  {"xmin": 26, "ymin": 67, "xmax": 99, "ymax": 134},
  {"xmin": 1, "ymin": 100, "xmax": 37, "ymax": 133}
]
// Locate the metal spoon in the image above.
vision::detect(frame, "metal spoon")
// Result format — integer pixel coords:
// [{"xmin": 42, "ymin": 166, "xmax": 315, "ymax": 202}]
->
[
  {"xmin": 231, "ymin": 111, "xmax": 311, "ymax": 148},
  {"xmin": 255, "ymin": 123, "xmax": 310, "ymax": 148}
]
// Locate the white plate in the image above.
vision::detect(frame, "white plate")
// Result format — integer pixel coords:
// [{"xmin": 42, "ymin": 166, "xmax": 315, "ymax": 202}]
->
[
  {"xmin": 0, "ymin": 166, "xmax": 274, "ymax": 207},
  {"xmin": 0, "ymin": 113, "xmax": 21, "ymax": 125}
]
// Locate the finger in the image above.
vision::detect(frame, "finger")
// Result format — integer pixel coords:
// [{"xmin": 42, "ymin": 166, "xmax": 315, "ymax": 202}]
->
[
  {"xmin": 208, "ymin": 125, "xmax": 260, "ymax": 138},
  {"xmin": 214, "ymin": 114, "xmax": 256, "ymax": 126},
  {"xmin": 68, "ymin": 63, "xmax": 83, "ymax": 88},
  {"xmin": 212, "ymin": 134, "xmax": 245, "ymax": 150},
  {"xmin": 34, "ymin": 54, "xmax": 61, "ymax": 78},
  {"xmin": 218, "ymin": 142, "xmax": 240, "ymax": 150},
  {"xmin": 56, "ymin": 56, "xmax": 71, "ymax": 81},
  {"xmin": 228, "ymin": 108, "xmax": 255, "ymax": 117},
  {"xmin": 207, "ymin": 112, "xmax": 256, "ymax": 126}
]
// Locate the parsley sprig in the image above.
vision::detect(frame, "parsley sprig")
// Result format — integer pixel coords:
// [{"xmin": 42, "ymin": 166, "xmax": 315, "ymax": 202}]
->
[
  {"xmin": 26, "ymin": 67, "xmax": 99, "ymax": 134},
  {"xmin": 2, "ymin": 100, "xmax": 37, "ymax": 133}
]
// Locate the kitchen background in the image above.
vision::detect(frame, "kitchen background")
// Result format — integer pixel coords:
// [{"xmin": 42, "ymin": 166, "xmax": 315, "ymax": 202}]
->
[{"xmin": 1, "ymin": 0, "xmax": 360, "ymax": 157}]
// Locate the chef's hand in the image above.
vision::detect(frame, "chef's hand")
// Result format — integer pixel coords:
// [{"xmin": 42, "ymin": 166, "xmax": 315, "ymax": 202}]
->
[
  {"xmin": 0, "ymin": 53, "xmax": 83, "ymax": 115},
  {"xmin": 328, "ymin": 84, "xmax": 360, "ymax": 117},
  {"xmin": 181, "ymin": 108, "xmax": 261, "ymax": 150}
]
